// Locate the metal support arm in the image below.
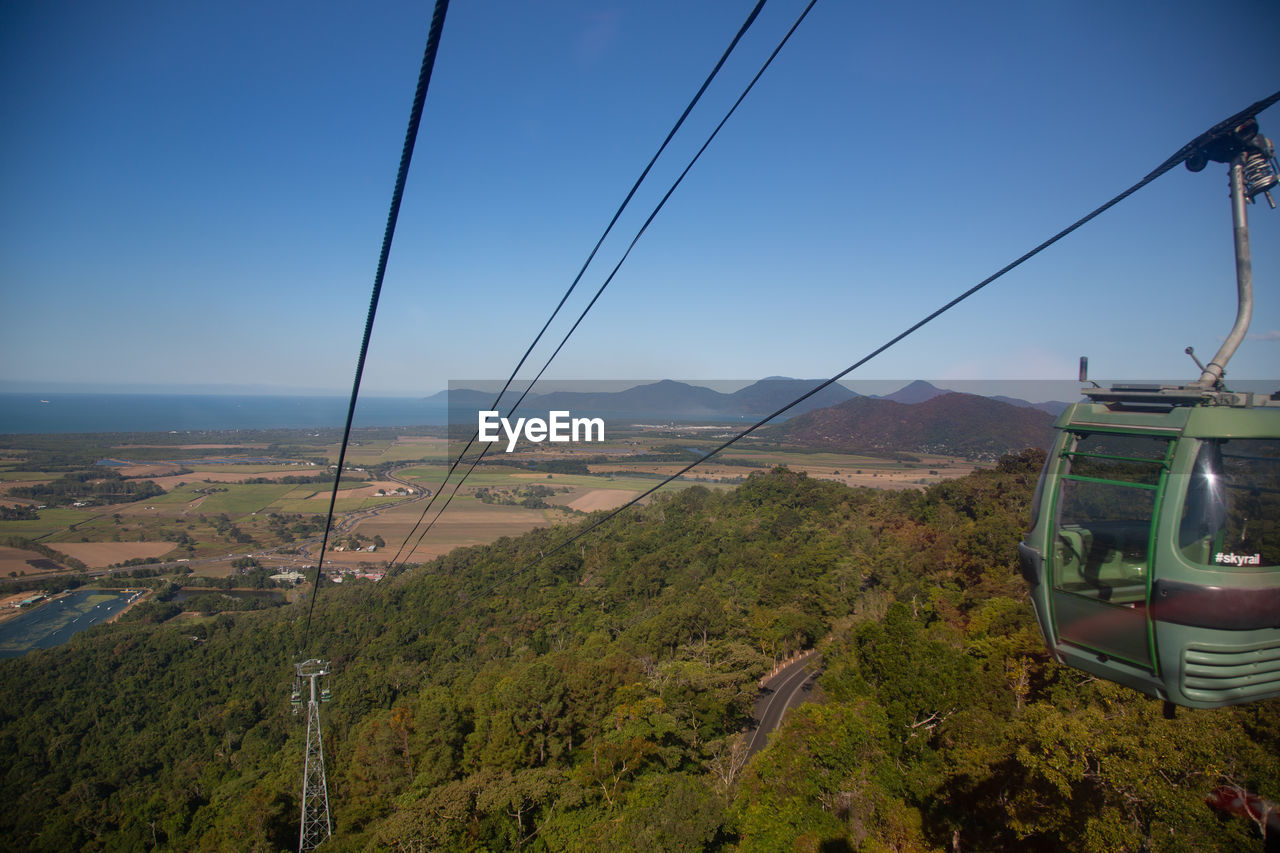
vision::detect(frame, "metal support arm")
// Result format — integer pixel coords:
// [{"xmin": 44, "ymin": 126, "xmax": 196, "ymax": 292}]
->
[{"xmin": 1196, "ymin": 156, "xmax": 1254, "ymax": 388}]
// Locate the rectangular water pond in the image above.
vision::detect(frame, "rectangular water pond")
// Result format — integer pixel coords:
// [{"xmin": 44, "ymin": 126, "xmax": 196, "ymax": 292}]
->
[{"xmin": 0, "ymin": 589, "xmax": 141, "ymax": 658}]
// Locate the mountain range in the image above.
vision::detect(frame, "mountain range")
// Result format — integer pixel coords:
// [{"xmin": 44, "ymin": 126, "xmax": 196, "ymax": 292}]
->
[
  {"xmin": 431, "ymin": 379, "xmax": 1068, "ymax": 423},
  {"xmin": 432, "ymin": 379, "xmax": 1065, "ymax": 458},
  {"xmin": 765, "ymin": 391, "xmax": 1056, "ymax": 458}
]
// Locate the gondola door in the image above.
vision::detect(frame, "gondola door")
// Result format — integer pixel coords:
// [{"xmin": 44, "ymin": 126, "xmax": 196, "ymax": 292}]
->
[{"xmin": 1048, "ymin": 430, "xmax": 1174, "ymax": 671}]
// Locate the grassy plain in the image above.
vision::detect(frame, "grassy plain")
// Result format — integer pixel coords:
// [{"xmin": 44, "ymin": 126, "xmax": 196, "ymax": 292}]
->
[{"xmin": 0, "ymin": 471, "xmax": 60, "ymax": 482}]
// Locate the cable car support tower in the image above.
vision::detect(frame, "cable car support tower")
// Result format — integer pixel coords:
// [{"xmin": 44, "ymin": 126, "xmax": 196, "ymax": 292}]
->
[{"xmin": 292, "ymin": 658, "xmax": 333, "ymax": 852}]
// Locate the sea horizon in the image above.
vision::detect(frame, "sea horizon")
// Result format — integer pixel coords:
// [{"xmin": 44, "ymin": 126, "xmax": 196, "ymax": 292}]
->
[
  {"xmin": 5, "ymin": 378, "xmax": 1273, "ymax": 435},
  {"xmin": 0, "ymin": 392, "xmax": 449, "ymax": 434}
]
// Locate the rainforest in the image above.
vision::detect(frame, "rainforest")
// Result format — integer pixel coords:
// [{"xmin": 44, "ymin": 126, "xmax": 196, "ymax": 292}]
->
[{"xmin": 1, "ymin": 451, "xmax": 1276, "ymax": 851}]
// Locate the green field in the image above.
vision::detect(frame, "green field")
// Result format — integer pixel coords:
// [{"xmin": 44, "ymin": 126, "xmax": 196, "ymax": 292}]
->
[
  {"xmin": 174, "ymin": 463, "xmax": 313, "ymax": 475},
  {"xmin": 0, "ymin": 471, "xmax": 60, "ymax": 482},
  {"xmin": 0, "ymin": 508, "xmax": 102, "ymax": 540},
  {"xmin": 339, "ymin": 439, "xmax": 448, "ymax": 466},
  {"xmin": 182, "ymin": 483, "xmax": 299, "ymax": 514},
  {"xmin": 393, "ymin": 464, "xmax": 452, "ymax": 482},
  {"xmin": 273, "ymin": 494, "xmax": 399, "ymax": 514}
]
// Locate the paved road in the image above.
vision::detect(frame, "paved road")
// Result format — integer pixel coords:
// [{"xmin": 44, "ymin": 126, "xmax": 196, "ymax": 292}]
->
[{"xmin": 745, "ymin": 650, "xmax": 820, "ymax": 758}]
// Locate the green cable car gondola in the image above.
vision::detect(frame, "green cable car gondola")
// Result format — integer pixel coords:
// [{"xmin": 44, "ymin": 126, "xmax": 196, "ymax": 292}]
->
[{"xmin": 1019, "ymin": 116, "xmax": 1280, "ymax": 708}]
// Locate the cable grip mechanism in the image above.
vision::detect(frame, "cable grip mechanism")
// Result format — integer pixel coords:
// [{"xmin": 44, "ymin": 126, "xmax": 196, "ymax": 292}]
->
[
  {"xmin": 1185, "ymin": 116, "xmax": 1279, "ymax": 207},
  {"xmin": 1241, "ymin": 146, "xmax": 1279, "ymax": 208}
]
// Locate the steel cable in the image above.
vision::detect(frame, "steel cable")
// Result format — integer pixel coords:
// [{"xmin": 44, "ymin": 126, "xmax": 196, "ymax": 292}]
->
[
  {"xmin": 301, "ymin": 0, "xmax": 451, "ymax": 652},
  {"xmin": 394, "ymin": 0, "xmax": 820, "ymax": 566},
  {"xmin": 390, "ymin": 0, "xmax": 773, "ymax": 565}
]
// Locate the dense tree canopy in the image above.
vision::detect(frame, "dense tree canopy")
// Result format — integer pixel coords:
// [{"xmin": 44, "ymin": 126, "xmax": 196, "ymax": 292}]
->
[
  {"xmin": 8, "ymin": 469, "xmax": 166, "ymax": 506},
  {"xmin": 0, "ymin": 451, "xmax": 1275, "ymax": 850}
]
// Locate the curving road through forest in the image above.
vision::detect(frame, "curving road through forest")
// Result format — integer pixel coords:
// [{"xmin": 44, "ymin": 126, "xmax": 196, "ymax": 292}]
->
[{"xmin": 746, "ymin": 650, "xmax": 821, "ymax": 758}]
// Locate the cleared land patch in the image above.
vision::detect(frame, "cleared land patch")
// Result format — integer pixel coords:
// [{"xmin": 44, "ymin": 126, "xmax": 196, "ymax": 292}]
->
[
  {"xmin": 0, "ymin": 545, "xmax": 57, "ymax": 577},
  {"xmin": 566, "ymin": 489, "xmax": 635, "ymax": 513},
  {"xmin": 55, "ymin": 542, "xmax": 176, "ymax": 568},
  {"xmin": 345, "ymin": 500, "xmax": 552, "ymax": 561}
]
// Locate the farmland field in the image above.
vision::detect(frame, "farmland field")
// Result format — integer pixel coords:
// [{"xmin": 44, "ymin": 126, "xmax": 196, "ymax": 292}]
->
[
  {"xmin": 54, "ymin": 541, "xmax": 177, "ymax": 568},
  {"xmin": 0, "ymin": 546, "xmax": 54, "ymax": 578},
  {"xmin": 346, "ymin": 499, "xmax": 553, "ymax": 561},
  {"xmin": 0, "ymin": 426, "xmax": 985, "ymax": 583}
]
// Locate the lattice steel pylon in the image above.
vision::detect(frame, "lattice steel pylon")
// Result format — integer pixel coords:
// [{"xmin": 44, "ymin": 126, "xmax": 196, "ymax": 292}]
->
[{"xmin": 294, "ymin": 658, "xmax": 332, "ymax": 852}]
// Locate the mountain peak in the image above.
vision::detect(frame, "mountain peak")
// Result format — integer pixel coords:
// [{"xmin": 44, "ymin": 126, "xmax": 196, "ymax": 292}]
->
[{"xmin": 883, "ymin": 380, "xmax": 946, "ymax": 404}]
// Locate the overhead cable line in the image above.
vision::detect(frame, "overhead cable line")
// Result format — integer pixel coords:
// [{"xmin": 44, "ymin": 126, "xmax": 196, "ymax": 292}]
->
[
  {"xmin": 301, "ymin": 0, "xmax": 451, "ymax": 653},
  {"xmin": 395, "ymin": 0, "xmax": 822, "ymax": 567},
  {"xmin": 431, "ymin": 90, "xmax": 1280, "ymax": 616},
  {"xmin": 394, "ymin": 1, "xmax": 824, "ymax": 571},
  {"xmin": 389, "ymin": 0, "xmax": 772, "ymax": 566}
]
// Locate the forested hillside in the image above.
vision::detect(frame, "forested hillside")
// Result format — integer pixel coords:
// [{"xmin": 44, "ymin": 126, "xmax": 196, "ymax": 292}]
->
[
  {"xmin": 772, "ymin": 394, "xmax": 1054, "ymax": 459},
  {"xmin": 1, "ymin": 453, "xmax": 1275, "ymax": 851}
]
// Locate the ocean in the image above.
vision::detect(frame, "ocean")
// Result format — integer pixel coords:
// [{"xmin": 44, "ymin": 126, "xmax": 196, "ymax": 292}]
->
[{"xmin": 0, "ymin": 393, "xmax": 449, "ymax": 434}]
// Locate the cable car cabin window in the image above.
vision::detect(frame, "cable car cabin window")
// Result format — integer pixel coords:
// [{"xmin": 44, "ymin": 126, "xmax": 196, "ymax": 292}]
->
[
  {"xmin": 1053, "ymin": 433, "xmax": 1170, "ymax": 604},
  {"xmin": 1179, "ymin": 438, "xmax": 1280, "ymax": 569},
  {"xmin": 1025, "ymin": 449, "xmax": 1053, "ymax": 534},
  {"xmin": 1049, "ymin": 432, "xmax": 1170, "ymax": 669}
]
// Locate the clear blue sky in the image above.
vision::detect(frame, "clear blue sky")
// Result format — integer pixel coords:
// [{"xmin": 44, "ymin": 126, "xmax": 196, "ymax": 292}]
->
[{"xmin": 3, "ymin": 0, "xmax": 1278, "ymax": 397}]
